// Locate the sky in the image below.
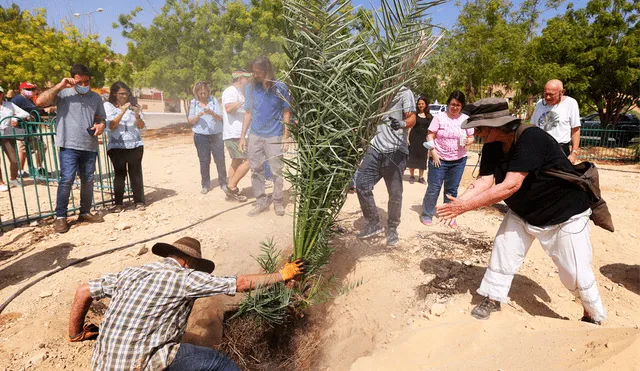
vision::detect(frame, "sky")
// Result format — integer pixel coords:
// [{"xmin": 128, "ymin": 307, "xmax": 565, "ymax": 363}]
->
[{"xmin": 10, "ymin": 0, "xmax": 588, "ymax": 55}]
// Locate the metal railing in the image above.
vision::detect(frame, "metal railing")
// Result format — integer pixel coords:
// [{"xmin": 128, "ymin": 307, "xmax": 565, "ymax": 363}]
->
[
  {"xmin": 0, "ymin": 113, "xmax": 136, "ymax": 228},
  {"xmin": 469, "ymin": 127, "xmax": 639, "ymax": 162}
]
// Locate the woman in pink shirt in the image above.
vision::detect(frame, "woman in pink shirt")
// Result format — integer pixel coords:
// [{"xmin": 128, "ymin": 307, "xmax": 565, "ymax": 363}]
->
[{"xmin": 420, "ymin": 91, "xmax": 474, "ymax": 227}]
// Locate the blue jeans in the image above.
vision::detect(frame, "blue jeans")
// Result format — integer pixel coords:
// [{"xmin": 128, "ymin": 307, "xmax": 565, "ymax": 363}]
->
[
  {"xmin": 421, "ymin": 157, "xmax": 467, "ymax": 219},
  {"xmin": 194, "ymin": 133, "xmax": 227, "ymax": 189},
  {"xmin": 165, "ymin": 343, "xmax": 239, "ymax": 371},
  {"xmin": 356, "ymin": 147, "xmax": 407, "ymax": 229},
  {"xmin": 55, "ymin": 147, "xmax": 97, "ymax": 218}
]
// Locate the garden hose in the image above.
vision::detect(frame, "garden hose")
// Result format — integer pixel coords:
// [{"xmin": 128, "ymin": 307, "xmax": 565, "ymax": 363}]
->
[{"xmin": 0, "ymin": 201, "xmax": 254, "ymax": 314}]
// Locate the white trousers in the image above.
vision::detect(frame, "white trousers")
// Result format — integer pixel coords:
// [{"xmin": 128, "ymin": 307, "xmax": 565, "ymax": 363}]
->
[{"xmin": 477, "ymin": 209, "xmax": 607, "ymax": 321}]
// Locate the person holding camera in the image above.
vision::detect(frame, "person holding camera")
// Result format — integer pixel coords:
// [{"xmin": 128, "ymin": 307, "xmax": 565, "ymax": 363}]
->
[
  {"xmin": 104, "ymin": 81, "xmax": 146, "ymax": 212},
  {"xmin": 188, "ymin": 81, "xmax": 227, "ymax": 195},
  {"xmin": 36, "ymin": 64, "xmax": 106, "ymax": 233}
]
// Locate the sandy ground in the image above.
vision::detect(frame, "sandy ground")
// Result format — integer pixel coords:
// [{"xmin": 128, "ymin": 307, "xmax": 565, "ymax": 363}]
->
[{"xmin": 0, "ymin": 129, "xmax": 639, "ymax": 370}]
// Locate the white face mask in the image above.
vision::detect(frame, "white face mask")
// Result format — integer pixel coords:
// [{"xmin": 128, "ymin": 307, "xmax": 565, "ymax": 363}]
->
[
  {"xmin": 75, "ymin": 85, "xmax": 90, "ymax": 95},
  {"xmin": 22, "ymin": 90, "xmax": 34, "ymax": 98}
]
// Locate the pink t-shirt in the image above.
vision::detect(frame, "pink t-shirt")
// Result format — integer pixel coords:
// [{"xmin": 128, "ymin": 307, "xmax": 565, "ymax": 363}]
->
[{"xmin": 428, "ymin": 112, "xmax": 474, "ymax": 161}]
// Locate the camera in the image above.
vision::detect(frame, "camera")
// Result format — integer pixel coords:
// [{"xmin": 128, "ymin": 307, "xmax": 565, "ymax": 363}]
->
[{"xmin": 128, "ymin": 96, "xmax": 138, "ymax": 109}]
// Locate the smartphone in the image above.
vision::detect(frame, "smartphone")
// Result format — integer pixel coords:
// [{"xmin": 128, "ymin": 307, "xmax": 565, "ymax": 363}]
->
[
  {"xmin": 128, "ymin": 96, "xmax": 138, "ymax": 109},
  {"xmin": 87, "ymin": 127, "xmax": 96, "ymax": 136}
]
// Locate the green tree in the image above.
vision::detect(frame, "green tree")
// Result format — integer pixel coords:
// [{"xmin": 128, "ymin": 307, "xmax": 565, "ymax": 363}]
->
[
  {"xmin": 528, "ymin": 0, "xmax": 640, "ymax": 125},
  {"xmin": 0, "ymin": 4, "xmax": 115, "ymax": 89},
  {"xmin": 115, "ymin": 0, "xmax": 290, "ymax": 114}
]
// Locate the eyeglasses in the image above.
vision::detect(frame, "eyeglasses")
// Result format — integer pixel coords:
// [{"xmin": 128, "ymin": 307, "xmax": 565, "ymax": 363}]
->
[
  {"xmin": 117, "ymin": 93, "xmax": 130, "ymax": 96},
  {"xmin": 24, "ymin": 88, "xmax": 35, "ymax": 91}
]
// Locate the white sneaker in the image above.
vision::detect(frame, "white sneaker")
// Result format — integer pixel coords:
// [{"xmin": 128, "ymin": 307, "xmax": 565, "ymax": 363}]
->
[
  {"xmin": 9, "ymin": 179, "xmax": 21, "ymax": 188},
  {"xmin": 0, "ymin": 184, "xmax": 7, "ymax": 192}
]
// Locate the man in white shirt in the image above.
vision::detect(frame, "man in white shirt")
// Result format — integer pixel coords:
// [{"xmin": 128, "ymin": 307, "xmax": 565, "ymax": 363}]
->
[
  {"xmin": 530, "ymin": 79, "xmax": 581, "ymax": 164},
  {"xmin": 221, "ymin": 70, "xmax": 252, "ymax": 202}
]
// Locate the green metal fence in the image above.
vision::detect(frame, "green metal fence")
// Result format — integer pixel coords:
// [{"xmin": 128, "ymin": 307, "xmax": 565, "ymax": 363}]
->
[
  {"xmin": 0, "ymin": 113, "xmax": 136, "ymax": 228},
  {"xmin": 469, "ymin": 127, "xmax": 640, "ymax": 162}
]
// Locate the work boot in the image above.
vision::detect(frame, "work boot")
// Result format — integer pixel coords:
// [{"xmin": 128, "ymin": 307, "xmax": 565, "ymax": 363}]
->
[
  {"xmin": 356, "ymin": 222, "xmax": 384, "ymax": 239},
  {"xmin": 78, "ymin": 212, "xmax": 104, "ymax": 223},
  {"xmin": 274, "ymin": 203, "xmax": 285, "ymax": 216},
  {"xmin": 248, "ymin": 204, "xmax": 269, "ymax": 217},
  {"xmin": 386, "ymin": 227, "xmax": 399, "ymax": 246},
  {"xmin": 471, "ymin": 297, "xmax": 501, "ymax": 320},
  {"xmin": 54, "ymin": 218, "xmax": 69, "ymax": 233}
]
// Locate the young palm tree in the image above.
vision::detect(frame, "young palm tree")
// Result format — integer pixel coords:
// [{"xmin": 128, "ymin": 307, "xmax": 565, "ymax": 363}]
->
[{"xmin": 237, "ymin": 0, "xmax": 444, "ymax": 324}]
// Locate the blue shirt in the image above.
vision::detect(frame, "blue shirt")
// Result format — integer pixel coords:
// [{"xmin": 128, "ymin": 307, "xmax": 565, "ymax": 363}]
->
[
  {"xmin": 245, "ymin": 81, "xmax": 290, "ymax": 137},
  {"xmin": 188, "ymin": 97, "xmax": 223, "ymax": 135},
  {"xmin": 104, "ymin": 102, "xmax": 145, "ymax": 150}
]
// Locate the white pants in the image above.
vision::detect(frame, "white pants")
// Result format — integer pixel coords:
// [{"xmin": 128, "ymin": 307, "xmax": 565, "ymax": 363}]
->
[{"xmin": 478, "ymin": 209, "xmax": 607, "ymax": 321}]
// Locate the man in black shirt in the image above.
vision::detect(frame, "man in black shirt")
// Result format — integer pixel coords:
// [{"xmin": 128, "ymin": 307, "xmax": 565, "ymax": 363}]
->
[{"xmin": 437, "ymin": 98, "xmax": 606, "ymax": 324}]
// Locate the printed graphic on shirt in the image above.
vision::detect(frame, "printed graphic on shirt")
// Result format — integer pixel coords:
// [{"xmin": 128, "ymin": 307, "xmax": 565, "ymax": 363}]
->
[{"xmin": 537, "ymin": 111, "xmax": 560, "ymax": 132}]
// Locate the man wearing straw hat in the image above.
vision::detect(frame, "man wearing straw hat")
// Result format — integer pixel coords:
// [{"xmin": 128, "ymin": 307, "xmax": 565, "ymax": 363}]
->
[
  {"xmin": 437, "ymin": 98, "xmax": 606, "ymax": 325},
  {"xmin": 68, "ymin": 237, "xmax": 305, "ymax": 371}
]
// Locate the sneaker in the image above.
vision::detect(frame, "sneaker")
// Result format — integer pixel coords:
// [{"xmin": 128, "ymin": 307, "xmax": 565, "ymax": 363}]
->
[
  {"xmin": 356, "ymin": 223, "xmax": 385, "ymax": 239},
  {"xmin": 78, "ymin": 212, "xmax": 104, "ymax": 223},
  {"xmin": 135, "ymin": 203, "xmax": 146, "ymax": 211},
  {"xmin": 200, "ymin": 187, "xmax": 209, "ymax": 194},
  {"xmin": 265, "ymin": 179, "xmax": 274, "ymax": 189},
  {"xmin": 471, "ymin": 297, "xmax": 501, "ymax": 320},
  {"xmin": 38, "ymin": 168, "xmax": 48, "ymax": 177},
  {"xmin": 0, "ymin": 184, "xmax": 7, "ymax": 192},
  {"xmin": 9, "ymin": 179, "xmax": 21, "ymax": 188},
  {"xmin": 420, "ymin": 216, "xmax": 433, "ymax": 226},
  {"xmin": 248, "ymin": 204, "xmax": 269, "ymax": 217},
  {"xmin": 409, "ymin": 176, "xmax": 415, "ymax": 184},
  {"xmin": 274, "ymin": 204, "xmax": 285, "ymax": 216},
  {"xmin": 54, "ymin": 218, "xmax": 69, "ymax": 233},
  {"xmin": 387, "ymin": 227, "xmax": 399, "ymax": 246},
  {"xmin": 418, "ymin": 177, "xmax": 426, "ymax": 185},
  {"xmin": 20, "ymin": 171, "xmax": 30, "ymax": 178},
  {"xmin": 224, "ymin": 186, "xmax": 248, "ymax": 202},
  {"xmin": 112, "ymin": 205, "xmax": 124, "ymax": 213},
  {"xmin": 580, "ymin": 315, "xmax": 602, "ymax": 326}
]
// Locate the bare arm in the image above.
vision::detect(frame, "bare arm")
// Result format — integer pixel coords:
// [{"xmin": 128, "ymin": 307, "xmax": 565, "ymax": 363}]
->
[
  {"xmin": 403, "ymin": 111, "xmax": 416, "ymax": 129},
  {"xmin": 36, "ymin": 78, "xmax": 75, "ymax": 106},
  {"xmin": 236, "ymin": 272, "xmax": 284, "ymax": 292},
  {"xmin": 225, "ymin": 102, "xmax": 243, "ymax": 114},
  {"xmin": 457, "ymin": 174, "xmax": 495, "ymax": 201},
  {"xmin": 238, "ymin": 111, "xmax": 252, "ymax": 151},
  {"xmin": 568, "ymin": 127, "xmax": 580, "ymax": 164},
  {"xmin": 437, "ymin": 171, "xmax": 528, "ymax": 220},
  {"xmin": 69, "ymin": 284, "xmax": 93, "ymax": 337},
  {"xmin": 109, "ymin": 103, "xmax": 130, "ymax": 130},
  {"xmin": 188, "ymin": 111, "xmax": 204, "ymax": 125}
]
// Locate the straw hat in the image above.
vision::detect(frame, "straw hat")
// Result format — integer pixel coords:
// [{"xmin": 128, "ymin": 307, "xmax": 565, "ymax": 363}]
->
[{"xmin": 152, "ymin": 237, "xmax": 215, "ymax": 273}]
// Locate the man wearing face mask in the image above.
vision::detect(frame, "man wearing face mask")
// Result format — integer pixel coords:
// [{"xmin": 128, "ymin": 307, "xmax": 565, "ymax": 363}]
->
[
  {"xmin": 36, "ymin": 64, "xmax": 107, "ymax": 233},
  {"xmin": 10, "ymin": 82, "xmax": 48, "ymax": 178}
]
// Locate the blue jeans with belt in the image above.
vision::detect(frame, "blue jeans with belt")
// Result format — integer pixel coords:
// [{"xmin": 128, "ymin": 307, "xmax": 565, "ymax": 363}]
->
[
  {"xmin": 421, "ymin": 156, "xmax": 467, "ymax": 219},
  {"xmin": 55, "ymin": 147, "xmax": 97, "ymax": 218},
  {"xmin": 194, "ymin": 133, "xmax": 227, "ymax": 189},
  {"xmin": 165, "ymin": 343, "xmax": 239, "ymax": 371}
]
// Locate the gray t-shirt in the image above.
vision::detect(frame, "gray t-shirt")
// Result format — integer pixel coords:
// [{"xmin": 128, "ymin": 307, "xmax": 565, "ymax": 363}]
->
[
  {"xmin": 370, "ymin": 86, "xmax": 416, "ymax": 154},
  {"xmin": 54, "ymin": 88, "xmax": 106, "ymax": 152}
]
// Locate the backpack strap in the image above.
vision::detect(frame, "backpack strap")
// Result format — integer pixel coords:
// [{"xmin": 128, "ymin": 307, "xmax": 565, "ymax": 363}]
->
[{"xmin": 514, "ymin": 123, "xmax": 536, "ymax": 144}]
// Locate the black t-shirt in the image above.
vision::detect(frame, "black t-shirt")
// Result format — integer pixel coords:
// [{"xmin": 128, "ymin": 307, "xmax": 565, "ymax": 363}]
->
[{"xmin": 479, "ymin": 127, "xmax": 589, "ymax": 226}]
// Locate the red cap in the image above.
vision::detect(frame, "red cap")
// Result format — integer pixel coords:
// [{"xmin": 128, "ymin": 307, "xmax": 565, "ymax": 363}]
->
[{"xmin": 19, "ymin": 82, "xmax": 36, "ymax": 89}]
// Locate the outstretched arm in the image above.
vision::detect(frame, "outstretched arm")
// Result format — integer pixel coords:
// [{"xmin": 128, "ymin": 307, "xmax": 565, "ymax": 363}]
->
[{"xmin": 236, "ymin": 259, "xmax": 305, "ymax": 292}]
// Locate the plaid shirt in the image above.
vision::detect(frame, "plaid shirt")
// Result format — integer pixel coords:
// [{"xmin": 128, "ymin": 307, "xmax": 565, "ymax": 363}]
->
[{"xmin": 88, "ymin": 258, "xmax": 236, "ymax": 371}]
